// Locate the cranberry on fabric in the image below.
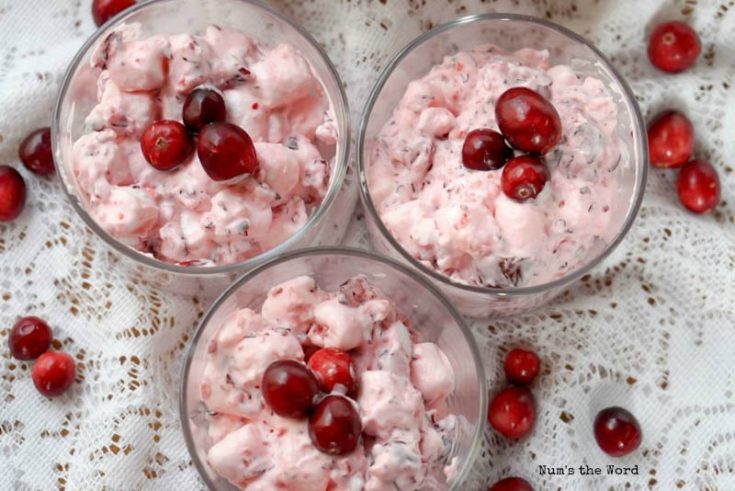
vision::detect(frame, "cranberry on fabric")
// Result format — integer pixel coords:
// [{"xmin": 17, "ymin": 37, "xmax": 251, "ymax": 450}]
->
[
  {"xmin": 648, "ymin": 21, "xmax": 701, "ymax": 73},
  {"xmin": 647, "ymin": 111, "xmax": 694, "ymax": 168},
  {"xmin": 504, "ymin": 348, "xmax": 541, "ymax": 385},
  {"xmin": 9, "ymin": 316, "xmax": 52, "ymax": 361},
  {"xmin": 19, "ymin": 127, "xmax": 55, "ymax": 176},
  {"xmin": 0, "ymin": 165, "xmax": 26, "ymax": 222},
  {"xmin": 92, "ymin": 0, "xmax": 136, "ymax": 27},
  {"xmin": 32, "ymin": 351, "xmax": 76, "ymax": 397},
  {"xmin": 594, "ymin": 406, "xmax": 642, "ymax": 457},
  {"xmin": 489, "ymin": 477, "xmax": 534, "ymax": 491},
  {"xmin": 488, "ymin": 386, "xmax": 536, "ymax": 439},
  {"xmin": 677, "ymin": 160, "xmax": 720, "ymax": 214}
]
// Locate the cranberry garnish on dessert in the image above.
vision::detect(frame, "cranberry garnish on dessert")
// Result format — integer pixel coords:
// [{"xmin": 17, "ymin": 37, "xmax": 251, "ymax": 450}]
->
[
  {"xmin": 677, "ymin": 159, "xmax": 720, "ymax": 213},
  {"xmin": 308, "ymin": 395, "xmax": 362, "ymax": 455},
  {"xmin": 369, "ymin": 47, "xmax": 627, "ymax": 289},
  {"xmin": 261, "ymin": 360, "xmax": 319, "ymax": 418},
  {"xmin": 647, "ymin": 110, "xmax": 694, "ymax": 168},
  {"xmin": 19, "ymin": 127, "xmax": 54, "ymax": 176},
  {"xmin": 92, "ymin": 0, "xmax": 136, "ymax": 27},
  {"xmin": 182, "ymin": 87, "xmax": 227, "ymax": 133},
  {"xmin": 488, "ymin": 386, "xmax": 536, "ymax": 439},
  {"xmin": 504, "ymin": 348, "xmax": 540, "ymax": 385},
  {"xmin": 32, "ymin": 351, "xmax": 76, "ymax": 397},
  {"xmin": 141, "ymin": 120, "xmax": 194, "ymax": 171},
  {"xmin": 489, "ymin": 477, "xmax": 534, "ymax": 491},
  {"xmin": 462, "ymin": 129, "xmax": 513, "ymax": 171},
  {"xmin": 9, "ymin": 316, "xmax": 52, "ymax": 360},
  {"xmin": 594, "ymin": 406, "xmax": 642, "ymax": 457},
  {"xmin": 495, "ymin": 87, "xmax": 562, "ymax": 155},
  {"xmin": 501, "ymin": 156, "xmax": 550, "ymax": 202},
  {"xmin": 0, "ymin": 166, "xmax": 26, "ymax": 222},
  {"xmin": 71, "ymin": 26, "xmax": 338, "ymax": 265},
  {"xmin": 197, "ymin": 122, "xmax": 258, "ymax": 181},
  {"xmin": 307, "ymin": 347, "xmax": 357, "ymax": 393},
  {"xmin": 648, "ymin": 21, "xmax": 701, "ymax": 73},
  {"xmin": 199, "ymin": 275, "xmax": 459, "ymax": 489}
]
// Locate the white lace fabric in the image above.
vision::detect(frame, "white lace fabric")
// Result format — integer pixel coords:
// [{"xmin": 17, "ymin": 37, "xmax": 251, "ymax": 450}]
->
[{"xmin": 1, "ymin": 1, "xmax": 734, "ymax": 490}]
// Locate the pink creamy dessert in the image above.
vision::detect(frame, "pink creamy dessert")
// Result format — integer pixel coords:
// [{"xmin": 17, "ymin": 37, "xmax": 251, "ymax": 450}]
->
[
  {"xmin": 368, "ymin": 47, "xmax": 628, "ymax": 288},
  {"xmin": 200, "ymin": 275, "xmax": 459, "ymax": 490},
  {"xmin": 71, "ymin": 23, "xmax": 337, "ymax": 265}
]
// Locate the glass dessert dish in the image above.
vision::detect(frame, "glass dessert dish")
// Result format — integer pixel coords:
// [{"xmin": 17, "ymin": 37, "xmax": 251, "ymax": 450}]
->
[
  {"xmin": 180, "ymin": 247, "xmax": 487, "ymax": 490},
  {"xmin": 53, "ymin": 0, "xmax": 354, "ymax": 297},
  {"xmin": 358, "ymin": 13, "xmax": 648, "ymax": 317}
]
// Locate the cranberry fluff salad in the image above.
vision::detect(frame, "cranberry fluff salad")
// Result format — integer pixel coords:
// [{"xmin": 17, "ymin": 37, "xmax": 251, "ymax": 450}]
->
[
  {"xmin": 71, "ymin": 23, "xmax": 337, "ymax": 265},
  {"xmin": 367, "ymin": 46, "xmax": 629, "ymax": 288},
  {"xmin": 199, "ymin": 275, "xmax": 460, "ymax": 490}
]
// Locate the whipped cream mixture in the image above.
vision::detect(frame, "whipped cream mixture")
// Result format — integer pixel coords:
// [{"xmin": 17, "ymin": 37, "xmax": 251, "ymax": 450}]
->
[
  {"xmin": 368, "ymin": 47, "xmax": 628, "ymax": 287},
  {"xmin": 200, "ymin": 275, "xmax": 459, "ymax": 490},
  {"xmin": 72, "ymin": 24, "xmax": 337, "ymax": 265}
]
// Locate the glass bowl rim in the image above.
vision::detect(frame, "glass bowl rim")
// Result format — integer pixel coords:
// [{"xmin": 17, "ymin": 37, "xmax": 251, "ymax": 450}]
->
[
  {"xmin": 178, "ymin": 246, "xmax": 488, "ymax": 490},
  {"xmin": 51, "ymin": 0, "xmax": 352, "ymax": 276},
  {"xmin": 356, "ymin": 12, "xmax": 649, "ymax": 296}
]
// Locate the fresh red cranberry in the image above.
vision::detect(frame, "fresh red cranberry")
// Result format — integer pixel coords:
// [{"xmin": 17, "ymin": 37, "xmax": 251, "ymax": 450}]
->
[
  {"xmin": 307, "ymin": 348, "xmax": 357, "ymax": 393},
  {"xmin": 647, "ymin": 110, "xmax": 694, "ymax": 168},
  {"xmin": 501, "ymin": 156, "xmax": 550, "ymax": 202},
  {"xmin": 495, "ymin": 87, "xmax": 562, "ymax": 155},
  {"xmin": 594, "ymin": 407, "xmax": 642, "ymax": 457},
  {"xmin": 648, "ymin": 21, "xmax": 701, "ymax": 73},
  {"xmin": 488, "ymin": 386, "xmax": 536, "ymax": 439},
  {"xmin": 9, "ymin": 316, "xmax": 52, "ymax": 360},
  {"xmin": 262, "ymin": 360, "xmax": 319, "ymax": 418},
  {"xmin": 141, "ymin": 120, "xmax": 194, "ymax": 171},
  {"xmin": 462, "ymin": 129, "xmax": 513, "ymax": 171},
  {"xmin": 182, "ymin": 88, "xmax": 227, "ymax": 133},
  {"xmin": 677, "ymin": 159, "xmax": 720, "ymax": 213},
  {"xmin": 32, "ymin": 351, "xmax": 76, "ymax": 397},
  {"xmin": 504, "ymin": 348, "xmax": 541, "ymax": 385},
  {"xmin": 92, "ymin": 0, "xmax": 136, "ymax": 26},
  {"xmin": 197, "ymin": 122, "xmax": 259, "ymax": 181},
  {"xmin": 489, "ymin": 477, "xmax": 534, "ymax": 491},
  {"xmin": 0, "ymin": 166, "xmax": 26, "ymax": 222},
  {"xmin": 308, "ymin": 395, "xmax": 361, "ymax": 455},
  {"xmin": 19, "ymin": 127, "xmax": 54, "ymax": 176}
]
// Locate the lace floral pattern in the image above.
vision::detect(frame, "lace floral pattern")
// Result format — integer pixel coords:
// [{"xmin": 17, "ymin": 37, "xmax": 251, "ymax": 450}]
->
[{"xmin": 1, "ymin": 0, "xmax": 733, "ymax": 489}]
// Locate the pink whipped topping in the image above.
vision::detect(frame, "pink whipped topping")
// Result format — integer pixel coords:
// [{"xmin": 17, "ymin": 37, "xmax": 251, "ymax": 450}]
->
[
  {"xmin": 368, "ymin": 47, "xmax": 629, "ymax": 288},
  {"xmin": 71, "ymin": 24, "xmax": 337, "ymax": 265},
  {"xmin": 199, "ymin": 275, "xmax": 459, "ymax": 490}
]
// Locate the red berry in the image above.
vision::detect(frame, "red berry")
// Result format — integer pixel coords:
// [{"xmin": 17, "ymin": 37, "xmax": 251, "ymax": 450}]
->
[
  {"xmin": 647, "ymin": 110, "xmax": 694, "ymax": 168},
  {"xmin": 504, "ymin": 348, "xmax": 541, "ymax": 385},
  {"xmin": 495, "ymin": 87, "xmax": 562, "ymax": 155},
  {"xmin": 307, "ymin": 348, "xmax": 357, "ymax": 393},
  {"xmin": 462, "ymin": 129, "xmax": 513, "ymax": 171},
  {"xmin": 489, "ymin": 477, "xmax": 534, "ymax": 491},
  {"xmin": 488, "ymin": 386, "xmax": 536, "ymax": 439},
  {"xmin": 648, "ymin": 21, "xmax": 701, "ymax": 73},
  {"xmin": 141, "ymin": 120, "xmax": 194, "ymax": 171},
  {"xmin": 197, "ymin": 122, "xmax": 259, "ymax": 181},
  {"xmin": 32, "ymin": 351, "xmax": 76, "ymax": 397},
  {"xmin": 9, "ymin": 316, "xmax": 52, "ymax": 361},
  {"xmin": 594, "ymin": 407, "xmax": 642, "ymax": 457},
  {"xmin": 182, "ymin": 88, "xmax": 227, "ymax": 133},
  {"xmin": 262, "ymin": 360, "xmax": 319, "ymax": 418},
  {"xmin": 308, "ymin": 395, "xmax": 361, "ymax": 455},
  {"xmin": 677, "ymin": 159, "xmax": 720, "ymax": 213},
  {"xmin": 92, "ymin": 0, "xmax": 136, "ymax": 26},
  {"xmin": 501, "ymin": 156, "xmax": 550, "ymax": 202},
  {"xmin": 19, "ymin": 127, "xmax": 54, "ymax": 176},
  {"xmin": 0, "ymin": 165, "xmax": 26, "ymax": 222}
]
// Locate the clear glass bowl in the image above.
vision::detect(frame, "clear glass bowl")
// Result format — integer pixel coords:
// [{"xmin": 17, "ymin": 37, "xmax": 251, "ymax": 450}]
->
[
  {"xmin": 179, "ymin": 247, "xmax": 487, "ymax": 490},
  {"xmin": 358, "ymin": 13, "xmax": 648, "ymax": 317},
  {"xmin": 52, "ymin": 0, "xmax": 354, "ymax": 297}
]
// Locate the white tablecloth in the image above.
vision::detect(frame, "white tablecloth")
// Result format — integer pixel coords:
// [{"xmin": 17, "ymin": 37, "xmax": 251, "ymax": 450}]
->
[{"xmin": 1, "ymin": 0, "xmax": 734, "ymax": 490}]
